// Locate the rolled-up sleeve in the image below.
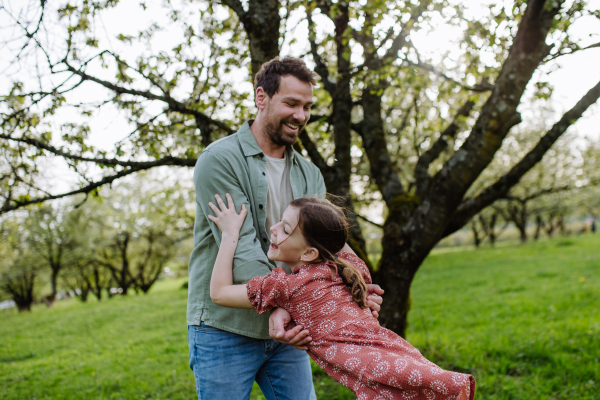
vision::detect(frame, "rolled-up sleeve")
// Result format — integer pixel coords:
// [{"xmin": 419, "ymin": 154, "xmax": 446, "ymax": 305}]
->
[
  {"xmin": 194, "ymin": 149, "xmax": 272, "ymax": 283},
  {"xmin": 247, "ymin": 268, "xmax": 291, "ymax": 314}
]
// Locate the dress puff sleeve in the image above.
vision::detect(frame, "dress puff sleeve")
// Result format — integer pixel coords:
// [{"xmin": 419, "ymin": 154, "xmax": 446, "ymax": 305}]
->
[
  {"xmin": 246, "ymin": 268, "xmax": 292, "ymax": 314},
  {"xmin": 337, "ymin": 252, "xmax": 373, "ymax": 284}
]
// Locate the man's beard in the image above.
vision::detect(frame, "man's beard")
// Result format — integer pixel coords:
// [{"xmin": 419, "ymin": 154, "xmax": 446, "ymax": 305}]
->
[{"xmin": 263, "ymin": 117, "xmax": 305, "ymax": 147}]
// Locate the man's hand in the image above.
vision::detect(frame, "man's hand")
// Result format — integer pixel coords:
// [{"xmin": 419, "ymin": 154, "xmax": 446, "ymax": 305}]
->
[
  {"xmin": 366, "ymin": 284, "xmax": 384, "ymax": 318},
  {"xmin": 269, "ymin": 307, "xmax": 312, "ymax": 350}
]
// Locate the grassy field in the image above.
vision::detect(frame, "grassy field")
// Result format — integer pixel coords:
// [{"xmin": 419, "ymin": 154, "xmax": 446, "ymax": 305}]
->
[{"xmin": 1, "ymin": 234, "xmax": 599, "ymax": 399}]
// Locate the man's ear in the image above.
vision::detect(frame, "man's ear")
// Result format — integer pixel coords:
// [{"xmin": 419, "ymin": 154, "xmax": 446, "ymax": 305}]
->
[
  {"xmin": 255, "ymin": 87, "xmax": 268, "ymax": 110},
  {"xmin": 300, "ymin": 247, "xmax": 319, "ymax": 263}
]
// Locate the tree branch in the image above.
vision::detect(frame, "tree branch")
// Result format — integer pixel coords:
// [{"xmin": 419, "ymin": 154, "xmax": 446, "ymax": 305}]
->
[
  {"xmin": 63, "ymin": 61, "xmax": 234, "ymax": 134},
  {"xmin": 297, "ymin": 128, "xmax": 332, "ymax": 181},
  {"xmin": 356, "ymin": 90, "xmax": 405, "ymax": 205},
  {"xmin": 414, "ymin": 100, "xmax": 475, "ymax": 197},
  {"xmin": 1, "ymin": 168, "xmax": 132, "ymax": 214},
  {"xmin": 355, "ymin": 213, "xmax": 383, "ymax": 229},
  {"xmin": 443, "ymin": 78, "xmax": 600, "ymax": 237},
  {"xmin": 403, "ymin": 58, "xmax": 494, "ymax": 92},
  {"xmin": 306, "ymin": 5, "xmax": 336, "ymax": 95},
  {"xmin": 545, "ymin": 41, "xmax": 600, "ymax": 62},
  {"xmin": 380, "ymin": 1, "xmax": 431, "ymax": 63},
  {"xmin": 221, "ymin": 0, "xmax": 247, "ymax": 21},
  {"xmin": 0, "ymin": 133, "xmax": 196, "ymax": 168}
]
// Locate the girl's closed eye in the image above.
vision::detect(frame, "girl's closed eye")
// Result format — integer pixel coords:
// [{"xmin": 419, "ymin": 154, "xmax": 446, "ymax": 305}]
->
[{"xmin": 278, "ymin": 219, "xmax": 289, "ymax": 235}]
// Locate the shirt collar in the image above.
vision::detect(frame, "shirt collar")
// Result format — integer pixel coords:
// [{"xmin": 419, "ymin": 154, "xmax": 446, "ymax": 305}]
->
[{"xmin": 238, "ymin": 120, "xmax": 297, "ymax": 163}]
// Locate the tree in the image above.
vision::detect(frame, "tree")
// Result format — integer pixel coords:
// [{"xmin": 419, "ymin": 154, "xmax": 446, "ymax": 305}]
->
[
  {"xmin": 24, "ymin": 206, "xmax": 82, "ymax": 304},
  {"xmin": 469, "ymin": 208, "xmax": 506, "ymax": 247},
  {"xmin": 0, "ymin": 217, "xmax": 41, "ymax": 312},
  {"xmin": 2, "ymin": 0, "xmax": 600, "ymax": 336},
  {"xmin": 483, "ymin": 129, "xmax": 598, "ymax": 242},
  {"xmin": 94, "ymin": 172, "xmax": 194, "ymax": 294}
]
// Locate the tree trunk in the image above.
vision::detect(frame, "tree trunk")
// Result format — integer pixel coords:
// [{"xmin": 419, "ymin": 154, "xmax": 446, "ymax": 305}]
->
[
  {"xmin": 518, "ymin": 224, "xmax": 527, "ymax": 243},
  {"xmin": 489, "ymin": 213, "xmax": 498, "ymax": 246},
  {"xmin": 471, "ymin": 222, "xmax": 481, "ymax": 247},
  {"xmin": 4, "ymin": 271, "xmax": 36, "ymax": 313},
  {"xmin": 224, "ymin": 0, "xmax": 281, "ymax": 80},
  {"xmin": 45, "ymin": 267, "xmax": 59, "ymax": 307},
  {"xmin": 92, "ymin": 267, "xmax": 103, "ymax": 301}
]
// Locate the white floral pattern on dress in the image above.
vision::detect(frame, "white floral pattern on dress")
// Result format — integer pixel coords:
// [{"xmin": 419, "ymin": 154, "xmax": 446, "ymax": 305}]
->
[
  {"xmin": 344, "ymin": 357, "xmax": 362, "ymax": 372},
  {"xmin": 408, "ymin": 370, "xmax": 423, "ymax": 386},
  {"xmin": 246, "ymin": 253, "xmax": 474, "ymax": 400},
  {"xmin": 321, "ymin": 300, "xmax": 337, "ymax": 314}
]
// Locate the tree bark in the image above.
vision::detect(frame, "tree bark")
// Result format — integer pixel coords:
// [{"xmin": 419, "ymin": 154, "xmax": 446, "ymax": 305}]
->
[
  {"xmin": 471, "ymin": 222, "xmax": 482, "ymax": 248},
  {"xmin": 223, "ymin": 0, "xmax": 281, "ymax": 79},
  {"xmin": 534, "ymin": 215, "xmax": 543, "ymax": 240}
]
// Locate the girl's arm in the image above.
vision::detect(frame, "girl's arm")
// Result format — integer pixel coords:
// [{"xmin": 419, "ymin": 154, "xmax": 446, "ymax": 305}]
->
[{"xmin": 208, "ymin": 193, "xmax": 253, "ymax": 309}]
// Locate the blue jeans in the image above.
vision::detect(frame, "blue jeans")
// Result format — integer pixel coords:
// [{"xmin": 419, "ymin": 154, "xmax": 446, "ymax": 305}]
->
[{"xmin": 188, "ymin": 324, "xmax": 317, "ymax": 400}]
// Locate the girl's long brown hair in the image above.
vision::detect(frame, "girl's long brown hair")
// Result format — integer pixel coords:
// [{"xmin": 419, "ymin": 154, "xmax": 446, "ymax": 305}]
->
[{"xmin": 290, "ymin": 197, "xmax": 368, "ymax": 308}]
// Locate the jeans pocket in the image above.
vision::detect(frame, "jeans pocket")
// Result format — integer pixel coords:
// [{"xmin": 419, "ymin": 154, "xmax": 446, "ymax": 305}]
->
[{"xmin": 194, "ymin": 322, "xmax": 220, "ymax": 334}]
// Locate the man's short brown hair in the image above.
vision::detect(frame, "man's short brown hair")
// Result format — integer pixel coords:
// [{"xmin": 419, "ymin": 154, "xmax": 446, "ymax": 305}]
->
[{"xmin": 254, "ymin": 57, "xmax": 317, "ymax": 98}]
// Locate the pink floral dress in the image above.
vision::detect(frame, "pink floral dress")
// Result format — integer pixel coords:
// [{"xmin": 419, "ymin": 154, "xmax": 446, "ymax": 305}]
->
[{"xmin": 247, "ymin": 252, "xmax": 475, "ymax": 400}]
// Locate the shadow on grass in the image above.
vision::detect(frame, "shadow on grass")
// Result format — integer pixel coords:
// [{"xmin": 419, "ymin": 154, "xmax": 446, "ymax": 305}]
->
[{"xmin": 0, "ymin": 353, "xmax": 36, "ymax": 363}]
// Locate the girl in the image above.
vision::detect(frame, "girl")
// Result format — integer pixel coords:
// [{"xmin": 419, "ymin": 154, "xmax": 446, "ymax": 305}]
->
[{"xmin": 208, "ymin": 194, "xmax": 475, "ymax": 400}]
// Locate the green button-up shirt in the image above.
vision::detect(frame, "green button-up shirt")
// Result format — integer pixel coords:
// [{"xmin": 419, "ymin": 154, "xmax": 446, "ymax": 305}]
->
[{"xmin": 187, "ymin": 121, "xmax": 326, "ymax": 338}]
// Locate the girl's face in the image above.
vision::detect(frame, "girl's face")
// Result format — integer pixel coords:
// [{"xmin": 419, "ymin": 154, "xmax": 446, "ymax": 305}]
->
[{"xmin": 268, "ymin": 206, "xmax": 314, "ymax": 268}]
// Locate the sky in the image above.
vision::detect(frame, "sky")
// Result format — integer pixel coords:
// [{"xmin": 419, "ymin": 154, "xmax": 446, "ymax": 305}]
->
[{"xmin": 1, "ymin": 0, "xmax": 599, "ymax": 207}]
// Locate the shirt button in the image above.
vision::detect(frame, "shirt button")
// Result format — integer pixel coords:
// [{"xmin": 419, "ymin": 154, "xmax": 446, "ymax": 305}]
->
[
  {"xmin": 259, "ymin": 204, "xmax": 263, "ymax": 209},
  {"xmin": 262, "ymin": 172, "xmax": 265, "ymax": 176},
  {"xmin": 262, "ymin": 238, "xmax": 267, "ymax": 243}
]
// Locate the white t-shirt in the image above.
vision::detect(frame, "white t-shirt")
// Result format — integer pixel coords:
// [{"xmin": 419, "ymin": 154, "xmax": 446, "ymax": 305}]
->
[{"xmin": 264, "ymin": 153, "xmax": 294, "ymax": 273}]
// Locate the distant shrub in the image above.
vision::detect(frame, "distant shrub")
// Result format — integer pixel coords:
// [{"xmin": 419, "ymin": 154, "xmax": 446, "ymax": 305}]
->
[
  {"xmin": 181, "ymin": 281, "xmax": 189, "ymax": 290},
  {"xmin": 556, "ymin": 240, "xmax": 574, "ymax": 247}
]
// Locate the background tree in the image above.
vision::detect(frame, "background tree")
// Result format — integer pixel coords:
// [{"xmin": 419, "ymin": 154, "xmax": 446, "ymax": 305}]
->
[
  {"xmin": 95, "ymin": 172, "xmax": 194, "ymax": 294},
  {"xmin": 24, "ymin": 205, "xmax": 83, "ymax": 304},
  {"xmin": 60, "ymin": 204, "xmax": 111, "ymax": 301},
  {"xmin": 1, "ymin": 0, "xmax": 599, "ymax": 336},
  {"xmin": 0, "ymin": 216, "xmax": 41, "ymax": 312}
]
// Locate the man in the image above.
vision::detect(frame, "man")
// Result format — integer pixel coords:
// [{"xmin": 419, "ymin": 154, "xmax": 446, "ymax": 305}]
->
[{"xmin": 187, "ymin": 57, "xmax": 383, "ymax": 400}]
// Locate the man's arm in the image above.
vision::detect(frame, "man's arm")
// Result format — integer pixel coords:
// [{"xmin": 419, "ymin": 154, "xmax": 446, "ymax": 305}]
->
[
  {"xmin": 269, "ymin": 308, "xmax": 312, "ymax": 350},
  {"xmin": 195, "ymin": 150, "xmax": 272, "ymax": 283}
]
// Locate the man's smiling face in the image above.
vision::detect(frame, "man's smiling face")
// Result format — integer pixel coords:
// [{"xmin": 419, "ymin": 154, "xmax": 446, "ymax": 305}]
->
[{"xmin": 261, "ymin": 75, "xmax": 313, "ymax": 146}]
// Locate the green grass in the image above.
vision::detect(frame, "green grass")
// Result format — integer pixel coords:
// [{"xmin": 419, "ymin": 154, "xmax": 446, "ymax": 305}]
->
[{"xmin": 1, "ymin": 235, "xmax": 599, "ymax": 399}]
